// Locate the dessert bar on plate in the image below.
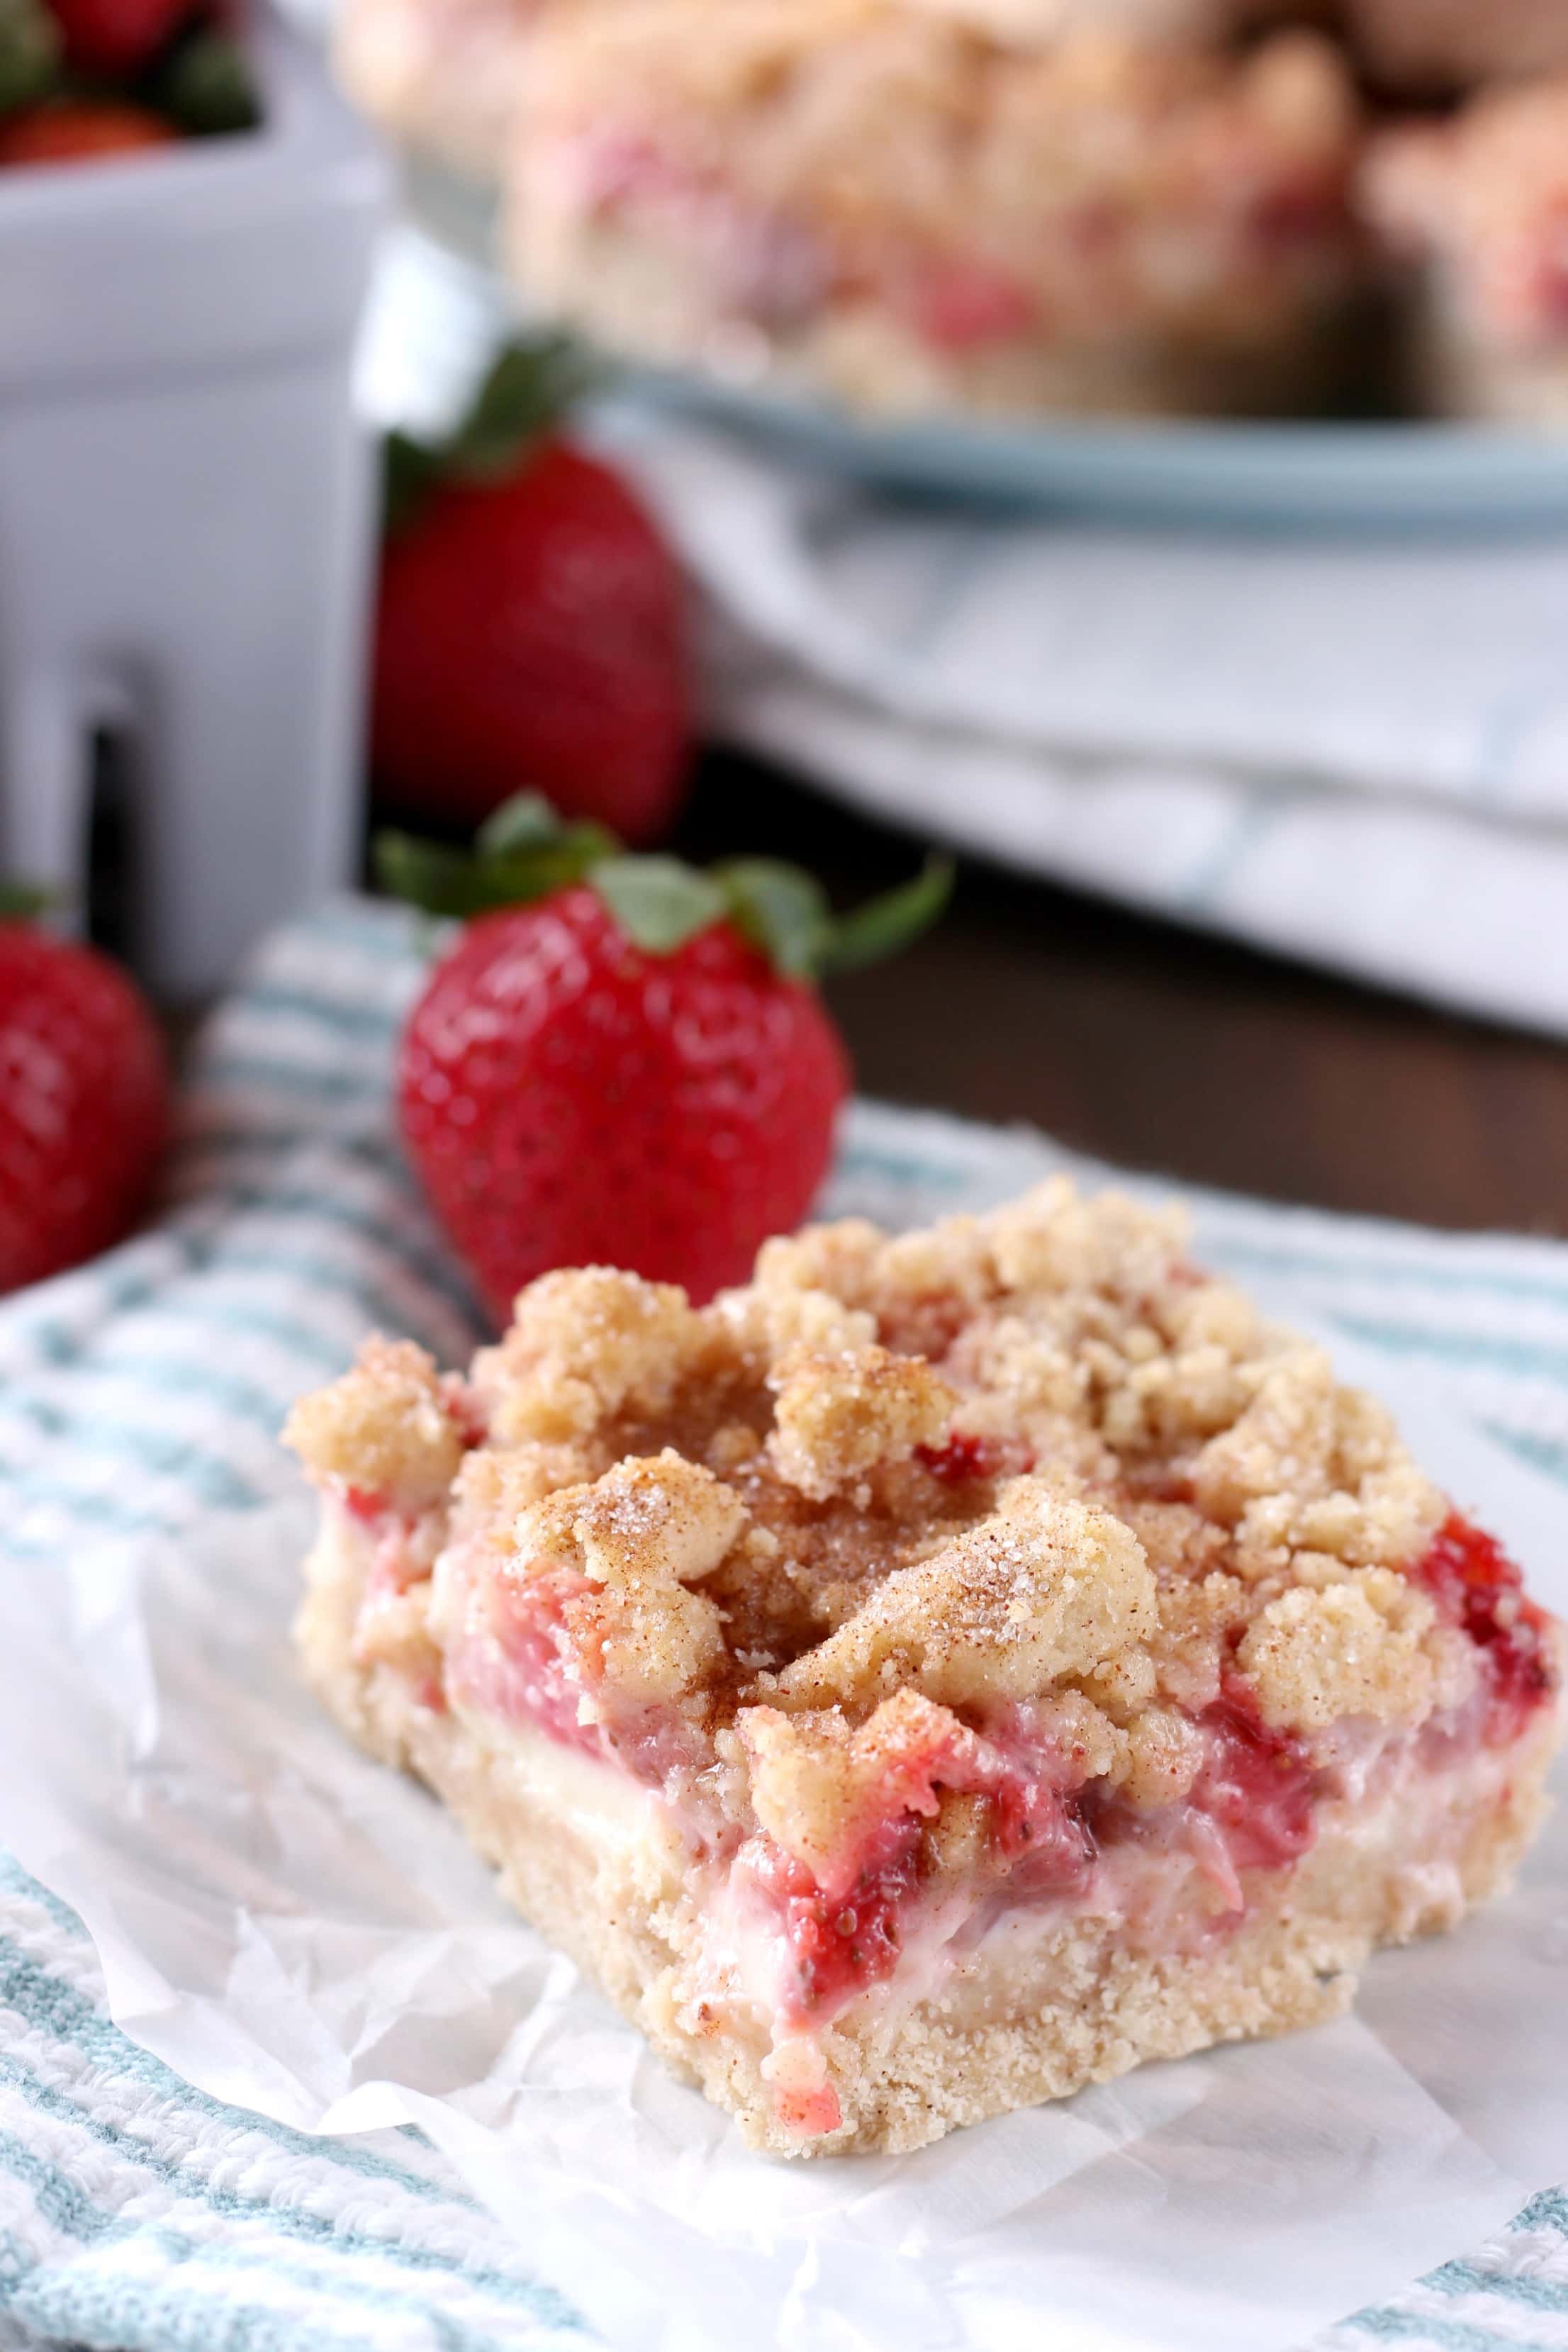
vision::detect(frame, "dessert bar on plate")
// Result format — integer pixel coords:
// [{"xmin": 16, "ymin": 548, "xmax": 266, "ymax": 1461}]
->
[
  {"xmin": 286, "ymin": 1180, "xmax": 1564, "ymax": 2156},
  {"xmin": 506, "ymin": 2, "xmax": 1370, "ymax": 422}
]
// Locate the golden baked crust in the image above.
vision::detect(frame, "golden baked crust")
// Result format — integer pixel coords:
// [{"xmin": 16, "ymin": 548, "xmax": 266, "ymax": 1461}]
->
[{"xmin": 286, "ymin": 1178, "xmax": 1564, "ymax": 2154}]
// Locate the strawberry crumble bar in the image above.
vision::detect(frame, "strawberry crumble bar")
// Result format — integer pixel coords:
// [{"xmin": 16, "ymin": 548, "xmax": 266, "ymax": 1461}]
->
[
  {"xmin": 1365, "ymin": 78, "xmax": 1568, "ymax": 425},
  {"xmin": 506, "ymin": 3, "xmax": 1370, "ymax": 420},
  {"xmin": 286, "ymin": 1180, "xmax": 1564, "ymax": 2156}
]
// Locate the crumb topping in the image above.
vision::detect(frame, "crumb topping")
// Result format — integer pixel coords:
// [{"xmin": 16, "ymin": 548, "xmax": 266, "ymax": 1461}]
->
[
  {"xmin": 289, "ymin": 1178, "xmax": 1511, "ymax": 1881},
  {"xmin": 510, "ymin": 1451, "xmax": 741, "ymax": 1707},
  {"xmin": 1238, "ymin": 1569, "xmax": 1445, "ymax": 1732},
  {"xmin": 475, "ymin": 1266, "xmax": 709, "ymax": 1445},
  {"xmin": 768, "ymin": 1344, "xmax": 954, "ymax": 1500},
  {"xmin": 741, "ymin": 1688, "xmax": 963, "ymax": 1886},
  {"xmin": 284, "ymin": 1336, "xmax": 469, "ymax": 1512}
]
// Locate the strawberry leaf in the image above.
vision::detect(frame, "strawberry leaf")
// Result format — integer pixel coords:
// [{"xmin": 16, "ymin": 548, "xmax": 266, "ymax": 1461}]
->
[
  {"xmin": 448, "ymin": 338, "xmax": 600, "ymax": 483},
  {"xmin": 381, "ymin": 338, "xmax": 598, "ymax": 535},
  {"xmin": 0, "ymin": 880, "xmax": 53, "ymax": 919},
  {"xmin": 383, "ymin": 432, "xmax": 442, "ymax": 537},
  {"xmin": 375, "ymin": 829, "xmax": 598, "ymax": 918},
  {"xmin": 592, "ymin": 857, "xmax": 727, "ymax": 953},
  {"xmin": 376, "ymin": 795, "xmax": 952, "ymax": 978},
  {"xmin": 476, "ymin": 792, "xmax": 569, "ymax": 856},
  {"xmin": 715, "ymin": 858, "xmax": 831, "ymax": 980},
  {"xmin": 818, "ymin": 857, "xmax": 954, "ymax": 975}
]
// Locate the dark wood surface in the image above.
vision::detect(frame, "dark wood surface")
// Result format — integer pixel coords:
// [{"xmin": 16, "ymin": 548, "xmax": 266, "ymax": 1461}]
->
[{"xmin": 676, "ymin": 753, "xmax": 1568, "ymax": 1240}]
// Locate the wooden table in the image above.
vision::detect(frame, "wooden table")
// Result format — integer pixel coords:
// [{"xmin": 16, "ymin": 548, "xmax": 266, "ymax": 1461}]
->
[{"xmin": 675, "ymin": 753, "xmax": 1568, "ymax": 1240}]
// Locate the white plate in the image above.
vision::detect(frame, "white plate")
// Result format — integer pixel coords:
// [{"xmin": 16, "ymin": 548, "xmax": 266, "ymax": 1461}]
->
[{"xmin": 402, "ymin": 155, "xmax": 1568, "ymax": 532}]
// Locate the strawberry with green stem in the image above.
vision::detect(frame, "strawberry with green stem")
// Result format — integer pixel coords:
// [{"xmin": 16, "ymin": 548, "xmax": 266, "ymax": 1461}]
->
[
  {"xmin": 373, "ymin": 342, "xmax": 693, "ymax": 846},
  {"xmin": 380, "ymin": 795, "xmax": 952, "ymax": 1317}
]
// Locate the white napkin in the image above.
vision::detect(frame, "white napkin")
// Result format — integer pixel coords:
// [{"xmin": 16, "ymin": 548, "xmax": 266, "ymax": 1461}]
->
[
  {"xmin": 611, "ymin": 417, "xmax": 1568, "ymax": 1041},
  {"xmin": 359, "ymin": 227, "xmax": 1568, "ymax": 1041}
]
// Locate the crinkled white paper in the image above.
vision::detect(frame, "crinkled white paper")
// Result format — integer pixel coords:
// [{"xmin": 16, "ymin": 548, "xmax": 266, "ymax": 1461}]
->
[{"xmin": 0, "ymin": 1343, "xmax": 1564, "ymax": 2352}]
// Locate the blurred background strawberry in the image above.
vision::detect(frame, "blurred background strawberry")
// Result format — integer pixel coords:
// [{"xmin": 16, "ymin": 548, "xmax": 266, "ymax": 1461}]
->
[
  {"xmin": 379, "ymin": 793, "xmax": 949, "ymax": 1314},
  {"xmin": 0, "ymin": 895, "xmax": 171, "ymax": 1292},
  {"xmin": 47, "ymin": 0, "xmax": 186, "ymax": 75},
  {"xmin": 370, "ymin": 342, "xmax": 693, "ymax": 846}
]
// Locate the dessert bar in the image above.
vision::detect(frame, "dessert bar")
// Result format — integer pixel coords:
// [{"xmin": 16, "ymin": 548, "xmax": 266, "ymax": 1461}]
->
[
  {"xmin": 506, "ymin": 3, "xmax": 1367, "ymax": 421},
  {"xmin": 287, "ymin": 1181, "xmax": 1564, "ymax": 2155}
]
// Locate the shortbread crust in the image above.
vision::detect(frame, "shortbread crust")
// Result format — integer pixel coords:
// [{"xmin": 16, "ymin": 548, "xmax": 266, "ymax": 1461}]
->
[{"xmin": 287, "ymin": 1180, "xmax": 1564, "ymax": 2155}]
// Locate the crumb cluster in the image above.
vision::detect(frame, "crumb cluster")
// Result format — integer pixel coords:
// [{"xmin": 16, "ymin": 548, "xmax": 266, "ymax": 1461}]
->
[{"xmin": 286, "ymin": 1176, "xmax": 1565, "ymax": 2156}]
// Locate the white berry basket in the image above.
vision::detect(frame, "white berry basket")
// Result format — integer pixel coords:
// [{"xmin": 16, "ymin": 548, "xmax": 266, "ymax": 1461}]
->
[{"xmin": 0, "ymin": 6, "xmax": 390, "ymax": 999}]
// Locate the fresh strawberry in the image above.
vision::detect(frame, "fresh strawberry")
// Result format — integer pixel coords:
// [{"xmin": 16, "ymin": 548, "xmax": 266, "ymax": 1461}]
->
[
  {"xmin": 379, "ymin": 796, "xmax": 951, "ymax": 1316},
  {"xmin": 0, "ymin": 96, "xmax": 174, "ymax": 162},
  {"xmin": 0, "ymin": 903, "xmax": 172, "ymax": 1293},
  {"xmin": 46, "ymin": 0, "xmax": 189, "ymax": 77},
  {"xmin": 371, "ymin": 342, "xmax": 691, "ymax": 847}
]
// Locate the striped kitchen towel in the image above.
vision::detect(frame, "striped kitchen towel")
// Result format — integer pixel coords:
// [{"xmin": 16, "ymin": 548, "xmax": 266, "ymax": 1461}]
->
[{"xmin": 0, "ymin": 894, "xmax": 1565, "ymax": 2352}]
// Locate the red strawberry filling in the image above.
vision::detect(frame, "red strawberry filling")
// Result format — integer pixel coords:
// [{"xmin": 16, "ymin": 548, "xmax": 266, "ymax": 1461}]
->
[
  {"xmin": 905, "ymin": 256, "xmax": 1037, "ymax": 352},
  {"xmin": 1530, "ymin": 227, "xmax": 1568, "ymax": 336},
  {"xmin": 446, "ymin": 1550, "xmax": 1329, "ymax": 2029},
  {"xmin": 340, "ymin": 1487, "xmax": 435, "ymax": 1601},
  {"xmin": 916, "ymin": 1428, "xmax": 1036, "ymax": 1486},
  {"xmin": 756, "ymin": 1827, "xmax": 925, "ymax": 2018},
  {"xmin": 746, "ymin": 1696, "xmax": 1311, "ymax": 2027},
  {"xmin": 755, "ymin": 1787, "xmax": 1102, "ymax": 2025},
  {"xmin": 1413, "ymin": 1513, "xmax": 1558, "ymax": 1746},
  {"xmin": 447, "ymin": 1564, "xmax": 711, "ymax": 1785},
  {"xmin": 448, "ymin": 1564, "xmax": 606, "ymax": 1759},
  {"xmin": 1187, "ymin": 1682, "xmax": 1316, "ymax": 1874}
]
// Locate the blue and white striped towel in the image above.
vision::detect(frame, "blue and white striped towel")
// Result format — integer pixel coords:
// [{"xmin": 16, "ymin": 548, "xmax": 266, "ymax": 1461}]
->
[{"xmin": 0, "ymin": 895, "xmax": 1566, "ymax": 2352}]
